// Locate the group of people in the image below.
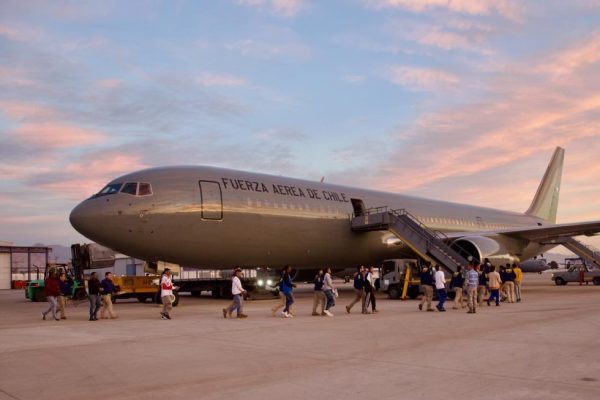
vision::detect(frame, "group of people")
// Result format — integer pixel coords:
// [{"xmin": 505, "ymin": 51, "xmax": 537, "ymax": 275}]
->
[
  {"xmin": 345, "ymin": 265, "xmax": 378, "ymax": 315},
  {"xmin": 41, "ymin": 268, "xmax": 178, "ymax": 321},
  {"xmin": 419, "ymin": 259, "xmax": 523, "ymax": 313}
]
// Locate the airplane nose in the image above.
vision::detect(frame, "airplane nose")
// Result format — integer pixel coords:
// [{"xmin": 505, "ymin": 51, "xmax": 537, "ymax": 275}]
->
[{"xmin": 70, "ymin": 200, "xmax": 103, "ymax": 240}]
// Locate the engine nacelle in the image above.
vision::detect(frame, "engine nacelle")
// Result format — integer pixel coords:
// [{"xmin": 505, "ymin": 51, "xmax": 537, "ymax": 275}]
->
[{"xmin": 452, "ymin": 236, "xmax": 519, "ymax": 265}]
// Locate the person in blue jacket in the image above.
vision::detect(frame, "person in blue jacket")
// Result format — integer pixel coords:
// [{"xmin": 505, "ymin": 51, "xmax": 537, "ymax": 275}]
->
[{"xmin": 279, "ymin": 265, "xmax": 296, "ymax": 318}]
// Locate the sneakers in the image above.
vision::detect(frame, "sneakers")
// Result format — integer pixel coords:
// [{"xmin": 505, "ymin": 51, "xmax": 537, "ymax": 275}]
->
[
  {"xmin": 282, "ymin": 311, "xmax": 289, "ymax": 318},
  {"xmin": 418, "ymin": 304, "xmax": 423, "ymax": 311},
  {"xmin": 311, "ymin": 312, "xmax": 320, "ymax": 316},
  {"xmin": 487, "ymin": 300, "xmax": 491, "ymax": 306},
  {"xmin": 222, "ymin": 308, "xmax": 227, "ymax": 319},
  {"xmin": 345, "ymin": 305, "xmax": 351, "ymax": 314},
  {"xmin": 323, "ymin": 310, "xmax": 334, "ymax": 317},
  {"xmin": 238, "ymin": 314, "xmax": 248, "ymax": 319},
  {"xmin": 42, "ymin": 312, "xmax": 46, "ymax": 321},
  {"xmin": 161, "ymin": 314, "xmax": 168, "ymax": 320}
]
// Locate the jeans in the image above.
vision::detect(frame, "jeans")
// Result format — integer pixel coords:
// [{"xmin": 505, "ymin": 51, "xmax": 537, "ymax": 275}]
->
[
  {"xmin": 467, "ymin": 287, "xmax": 477, "ymax": 311},
  {"xmin": 324, "ymin": 289, "xmax": 335, "ymax": 310},
  {"xmin": 42, "ymin": 295, "xmax": 58, "ymax": 319},
  {"xmin": 488, "ymin": 289, "xmax": 500, "ymax": 305},
  {"xmin": 88, "ymin": 294, "xmax": 101, "ymax": 317},
  {"xmin": 283, "ymin": 292, "xmax": 294, "ymax": 313},
  {"xmin": 436, "ymin": 288, "xmax": 447, "ymax": 309},
  {"xmin": 227, "ymin": 294, "xmax": 242, "ymax": 316}
]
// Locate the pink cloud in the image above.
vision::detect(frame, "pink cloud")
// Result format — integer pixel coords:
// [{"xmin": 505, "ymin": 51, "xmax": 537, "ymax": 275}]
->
[
  {"xmin": 97, "ymin": 78, "xmax": 122, "ymax": 89},
  {"xmin": 0, "ymin": 100, "xmax": 57, "ymax": 121},
  {"xmin": 365, "ymin": 0, "xmax": 522, "ymax": 20},
  {"xmin": 536, "ymin": 31, "xmax": 600, "ymax": 78},
  {"xmin": 388, "ymin": 65, "xmax": 460, "ymax": 90},
  {"xmin": 0, "ymin": 67, "xmax": 36, "ymax": 87},
  {"xmin": 9, "ymin": 122, "xmax": 107, "ymax": 149}
]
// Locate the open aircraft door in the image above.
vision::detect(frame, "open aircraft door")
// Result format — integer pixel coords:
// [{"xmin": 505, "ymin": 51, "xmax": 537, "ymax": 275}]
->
[{"xmin": 199, "ymin": 181, "xmax": 223, "ymax": 220}]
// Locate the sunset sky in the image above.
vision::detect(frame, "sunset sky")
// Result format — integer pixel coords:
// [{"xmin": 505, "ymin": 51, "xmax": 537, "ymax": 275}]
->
[{"xmin": 1, "ymin": 0, "xmax": 599, "ymax": 254}]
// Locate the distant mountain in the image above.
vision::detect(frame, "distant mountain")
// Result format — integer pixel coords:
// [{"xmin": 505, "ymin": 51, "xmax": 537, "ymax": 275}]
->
[{"xmin": 32, "ymin": 244, "xmax": 72, "ymax": 263}]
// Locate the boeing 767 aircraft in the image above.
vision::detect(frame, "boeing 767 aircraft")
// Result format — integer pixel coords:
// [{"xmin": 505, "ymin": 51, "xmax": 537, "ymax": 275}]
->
[{"xmin": 70, "ymin": 147, "xmax": 599, "ymax": 271}]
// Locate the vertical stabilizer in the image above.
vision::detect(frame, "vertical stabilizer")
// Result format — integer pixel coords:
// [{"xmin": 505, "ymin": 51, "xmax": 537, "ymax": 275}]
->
[{"xmin": 525, "ymin": 147, "xmax": 564, "ymax": 223}]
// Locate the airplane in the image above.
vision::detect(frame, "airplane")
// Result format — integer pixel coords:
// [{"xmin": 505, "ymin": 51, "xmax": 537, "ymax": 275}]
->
[
  {"xmin": 70, "ymin": 147, "xmax": 600, "ymax": 272},
  {"xmin": 519, "ymin": 256, "xmax": 559, "ymax": 273}
]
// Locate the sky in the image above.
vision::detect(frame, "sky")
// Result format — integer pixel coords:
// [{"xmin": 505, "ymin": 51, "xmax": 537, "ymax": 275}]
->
[{"xmin": 0, "ymin": 0, "xmax": 599, "ymax": 254}]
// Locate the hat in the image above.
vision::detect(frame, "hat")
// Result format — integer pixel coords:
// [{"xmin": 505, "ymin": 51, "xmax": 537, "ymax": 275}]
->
[
  {"xmin": 164, "ymin": 268, "xmax": 171, "ymax": 272},
  {"xmin": 234, "ymin": 267, "xmax": 242, "ymax": 273}
]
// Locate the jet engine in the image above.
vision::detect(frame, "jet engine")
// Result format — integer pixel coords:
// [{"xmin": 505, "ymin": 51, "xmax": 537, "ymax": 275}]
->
[{"xmin": 451, "ymin": 236, "xmax": 518, "ymax": 265}]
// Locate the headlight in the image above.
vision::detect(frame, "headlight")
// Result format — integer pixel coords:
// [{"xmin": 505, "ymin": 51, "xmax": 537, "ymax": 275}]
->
[
  {"xmin": 258, "ymin": 279, "xmax": 264, "ymax": 286},
  {"xmin": 266, "ymin": 279, "xmax": 273, "ymax": 286}
]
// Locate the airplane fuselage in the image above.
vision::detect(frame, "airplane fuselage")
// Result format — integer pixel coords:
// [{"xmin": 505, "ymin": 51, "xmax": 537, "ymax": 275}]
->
[{"xmin": 70, "ymin": 166, "xmax": 555, "ymax": 269}]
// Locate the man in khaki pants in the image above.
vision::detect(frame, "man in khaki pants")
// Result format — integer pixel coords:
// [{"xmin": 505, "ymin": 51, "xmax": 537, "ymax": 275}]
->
[
  {"xmin": 100, "ymin": 272, "xmax": 118, "ymax": 319},
  {"xmin": 312, "ymin": 269, "xmax": 326, "ymax": 316},
  {"xmin": 466, "ymin": 264, "xmax": 479, "ymax": 313},
  {"xmin": 418, "ymin": 264, "xmax": 435, "ymax": 312}
]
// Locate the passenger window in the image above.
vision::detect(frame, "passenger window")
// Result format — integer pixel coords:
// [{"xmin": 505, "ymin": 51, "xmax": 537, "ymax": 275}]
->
[
  {"xmin": 121, "ymin": 182, "xmax": 138, "ymax": 195},
  {"xmin": 138, "ymin": 183, "xmax": 153, "ymax": 196}
]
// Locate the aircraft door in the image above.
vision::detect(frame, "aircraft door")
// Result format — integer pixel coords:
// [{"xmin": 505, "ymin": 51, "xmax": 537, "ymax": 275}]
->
[{"xmin": 199, "ymin": 181, "xmax": 223, "ymax": 220}]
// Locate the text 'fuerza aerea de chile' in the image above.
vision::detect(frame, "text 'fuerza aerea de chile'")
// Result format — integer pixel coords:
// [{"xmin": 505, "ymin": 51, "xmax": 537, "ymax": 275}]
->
[{"xmin": 220, "ymin": 177, "xmax": 350, "ymax": 203}]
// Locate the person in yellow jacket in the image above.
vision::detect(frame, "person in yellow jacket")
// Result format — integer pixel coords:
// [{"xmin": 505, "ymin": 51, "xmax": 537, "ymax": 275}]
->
[
  {"xmin": 513, "ymin": 263, "xmax": 523, "ymax": 302},
  {"xmin": 486, "ymin": 265, "xmax": 502, "ymax": 306}
]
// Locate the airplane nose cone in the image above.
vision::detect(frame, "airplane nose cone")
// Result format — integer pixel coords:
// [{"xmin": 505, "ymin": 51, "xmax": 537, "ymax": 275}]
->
[{"xmin": 70, "ymin": 200, "xmax": 103, "ymax": 240}]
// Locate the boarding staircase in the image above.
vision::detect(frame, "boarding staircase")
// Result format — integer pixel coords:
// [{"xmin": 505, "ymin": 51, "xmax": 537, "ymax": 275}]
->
[
  {"xmin": 562, "ymin": 238, "xmax": 600, "ymax": 268},
  {"xmin": 351, "ymin": 207, "xmax": 471, "ymax": 273}
]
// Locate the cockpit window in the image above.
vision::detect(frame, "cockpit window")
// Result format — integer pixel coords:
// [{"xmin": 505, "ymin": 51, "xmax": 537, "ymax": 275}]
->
[
  {"xmin": 97, "ymin": 183, "xmax": 122, "ymax": 196},
  {"xmin": 138, "ymin": 183, "xmax": 153, "ymax": 196},
  {"xmin": 120, "ymin": 182, "xmax": 138, "ymax": 195}
]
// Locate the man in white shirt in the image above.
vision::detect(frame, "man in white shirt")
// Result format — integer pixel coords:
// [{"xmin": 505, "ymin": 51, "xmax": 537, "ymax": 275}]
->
[
  {"xmin": 160, "ymin": 268, "xmax": 179, "ymax": 320},
  {"xmin": 223, "ymin": 268, "xmax": 248, "ymax": 319},
  {"xmin": 434, "ymin": 265, "xmax": 447, "ymax": 312}
]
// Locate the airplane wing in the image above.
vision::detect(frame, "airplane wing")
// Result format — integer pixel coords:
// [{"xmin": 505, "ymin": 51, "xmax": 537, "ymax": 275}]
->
[{"xmin": 444, "ymin": 220, "xmax": 600, "ymax": 242}]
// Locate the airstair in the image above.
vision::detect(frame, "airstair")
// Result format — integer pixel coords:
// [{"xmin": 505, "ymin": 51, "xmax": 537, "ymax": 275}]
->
[
  {"xmin": 562, "ymin": 238, "xmax": 600, "ymax": 268},
  {"xmin": 351, "ymin": 207, "xmax": 471, "ymax": 273}
]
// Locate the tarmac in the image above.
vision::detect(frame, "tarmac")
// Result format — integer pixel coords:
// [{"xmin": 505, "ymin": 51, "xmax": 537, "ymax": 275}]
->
[{"xmin": 1, "ymin": 273, "xmax": 600, "ymax": 400}]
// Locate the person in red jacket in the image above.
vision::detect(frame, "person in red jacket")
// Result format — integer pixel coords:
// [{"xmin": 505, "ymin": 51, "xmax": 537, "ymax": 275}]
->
[{"xmin": 42, "ymin": 269, "xmax": 60, "ymax": 321}]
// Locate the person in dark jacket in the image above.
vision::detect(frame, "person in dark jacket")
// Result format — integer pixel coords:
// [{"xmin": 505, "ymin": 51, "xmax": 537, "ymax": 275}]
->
[
  {"xmin": 87, "ymin": 272, "xmax": 102, "ymax": 321},
  {"xmin": 365, "ymin": 265, "xmax": 378, "ymax": 313},
  {"xmin": 100, "ymin": 272, "xmax": 118, "ymax": 319},
  {"xmin": 449, "ymin": 266, "xmax": 465, "ymax": 309},
  {"xmin": 345, "ymin": 265, "xmax": 366, "ymax": 314},
  {"xmin": 312, "ymin": 269, "xmax": 326, "ymax": 316},
  {"xmin": 418, "ymin": 263, "xmax": 435, "ymax": 311},
  {"xmin": 42, "ymin": 269, "xmax": 60, "ymax": 321},
  {"xmin": 57, "ymin": 272, "xmax": 71, "ymax": 319},
  {"xmin": 279, "ymin": 265, "xmax": 296, "ymax": 318}
]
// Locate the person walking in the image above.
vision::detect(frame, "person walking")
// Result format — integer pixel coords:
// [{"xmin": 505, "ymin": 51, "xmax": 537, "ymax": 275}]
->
[
  {"xmin": 418, "ymin": 264, "xmax": 435, "ymax": 312},
  {"xmin": 449, "ymin": 266, "xmax": 465, "ymax": 309},
  {"xmin": 501, "ymin": 264, "xmax": 516, "ymax": 303},
  {"xmin": 41, "ymin": 269, "xmax": 60, "ymax": 321},
  {"xmin": 223, "ymin": 268, "xmax": 247, "ymax": 319},
  {"xmin": 477, "ymin": 264, "xmax": 488, "ymax": 306},
  {"xmin": 346, "ymin": 266, "xmax": 366, "ymax": 314},
  {"xmin": 365, "ymin": 266, "xmax": 378, "ymax": 313},
  {"xmin": 278, "ymin": 265, "xmax": 295, "ymax": 318},
  {"xmin": 312, "ymin": 269, "xmax": 326, "ymax": 316},
  {"xmin": 160, "ymin": 268, "xmax": 179, "ymax": 320},
  {"xmin": 466, "ymin": 263, "xmax": 479, "ymax": 314},
  {"xmin": 322, "ymin": 267, "xmax": 336, "ymax": 316},
  {"xmin": 57, "ymin": 272, "xmax": 72, "ymax": 320},
  {"xmin": 434, "ymin": 265, "xmax": 447, "ymax": 312},
  {"xmin": 87, "ymin": 271, "xmax": 102, "ymax": 321},
  {"xmin": 100, "ymin": 272, "xmax": 118, "ymax": 319},
  {"xmin": 513, "ymin": 263, "xmax": 523, "ymax": 302},
  {"xmin": 487, "ymin": 266, "xmax": 502, "ymax": 306}
]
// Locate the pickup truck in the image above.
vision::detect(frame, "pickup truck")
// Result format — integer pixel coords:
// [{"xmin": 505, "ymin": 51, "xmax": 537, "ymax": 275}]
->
[{"xmin": 551, "ymin": 265, "xmax": 600, "ymax": 285}]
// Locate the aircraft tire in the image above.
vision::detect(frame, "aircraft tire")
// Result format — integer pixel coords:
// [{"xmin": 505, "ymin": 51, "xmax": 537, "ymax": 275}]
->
[
  {"xmin": 593, "ymin": 277, "xmax": 600, "ymax": 286},
  {"xmin": 388, "ymin": 285, "xmax": 400, "ymax": 299}
]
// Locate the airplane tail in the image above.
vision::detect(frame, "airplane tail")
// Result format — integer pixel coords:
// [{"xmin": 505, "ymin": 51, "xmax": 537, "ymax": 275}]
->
[{"xmin": 525, "ymin": 146, "xmax": 564, "ymax": 223}]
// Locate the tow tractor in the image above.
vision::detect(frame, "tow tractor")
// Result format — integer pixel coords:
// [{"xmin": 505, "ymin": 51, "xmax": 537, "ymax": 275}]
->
[{"xmin": 24, "ymin": 262, "xmax": 87, "ymax": 302}]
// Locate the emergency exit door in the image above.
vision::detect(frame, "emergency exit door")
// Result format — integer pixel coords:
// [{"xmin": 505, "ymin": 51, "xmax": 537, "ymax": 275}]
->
[{"xmin": 199, "ymin": 181, "xmax": 223, "ymax": 220}]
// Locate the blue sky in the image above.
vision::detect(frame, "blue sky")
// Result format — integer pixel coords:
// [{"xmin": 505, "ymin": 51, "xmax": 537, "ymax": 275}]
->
[{"xmin": 0, "ymin": 0, "xmax": 599, "ymax": 252}]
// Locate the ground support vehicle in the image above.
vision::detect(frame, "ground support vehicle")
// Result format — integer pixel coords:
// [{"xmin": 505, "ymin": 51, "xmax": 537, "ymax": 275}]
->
[
  {"xmin": 24, "ymin": 263, "xmax": 87, "ymax": 302},
  {"xmin": 551, "ymin": 258, "xmax": 600, "ymax": 285},
  {"xmin": 175, "ymin": 269, "xmax": 279, "ymax": 300},
  {"xmin": 378, "ymin": 259, "xmax": 422, "ymax": 299}
]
